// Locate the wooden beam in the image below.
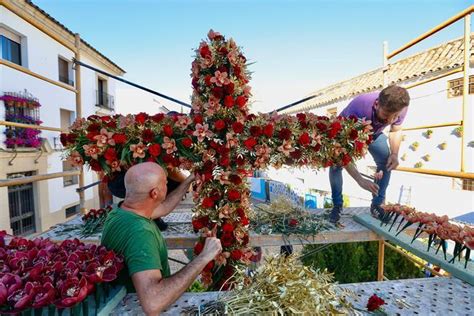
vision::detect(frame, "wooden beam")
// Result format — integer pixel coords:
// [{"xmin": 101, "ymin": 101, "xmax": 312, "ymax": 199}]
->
[
  {"xmin": 0, "ymin": 120, "xmax": 64, "ymax": 132},
  {"xmin": 395, "ymin": 167, "xmax": 474, "ymax": 179},
  {"xmin": 461, "ymin": 14, "xmax": 471, "ymax": 172},
  {"xmin": 387, "ymin": 5, "xmax": 474, "ymax": 59},
  {"xmin": 402, "ymin": 121, "xmax": 462, "ymax": 131},
  {"xmin": 377, "ymin": 239, "xmax": 385, "ymax": 281},
  {"xmin": 75, "ymin": 33, "xmax": 86, "ymax": 214},
  {"xmin": 0, "ymin": 170, "xmax": 81, "ymax": 187},
  {"xmin": 0, "ymin": 60, "xmax": 77, "ymax": 92}
]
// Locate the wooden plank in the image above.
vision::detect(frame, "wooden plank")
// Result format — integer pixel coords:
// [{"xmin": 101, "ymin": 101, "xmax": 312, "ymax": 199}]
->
[
  {"xmin": 354, "ymin": 213, "xmax": 474, "ymax": 285},
  {"xmin": 97, "ymin": 286, "xmax": 127, "ymax": 316}
]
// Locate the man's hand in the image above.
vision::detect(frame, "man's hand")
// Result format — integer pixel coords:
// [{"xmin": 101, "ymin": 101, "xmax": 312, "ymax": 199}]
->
[
  {"xmin": 357, "ymin": 178, "xmax": 379, "ymax": 196},
  {"xmin": 386, "ymin": 153, "xmax": 399, "ymax": 171},
  {"xmin": 200, "ymin": 237, "xmax": 222, "ymax": 262}
]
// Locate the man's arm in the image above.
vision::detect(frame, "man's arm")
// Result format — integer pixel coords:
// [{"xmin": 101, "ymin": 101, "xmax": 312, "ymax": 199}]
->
[
  {"xmin": 387, "ymin": 125, "xmax": 402, "ymax": 171},
  {"xmin": 344, "ymin": 163, "xmax": 379, "ymax": 196},
  {"xmin": 131, "ymin": 237, "xmax": 221, "ymax": 315},
  {"xmin": 151, "ymin": 174, "xmax": 194, "ymax": 219}
]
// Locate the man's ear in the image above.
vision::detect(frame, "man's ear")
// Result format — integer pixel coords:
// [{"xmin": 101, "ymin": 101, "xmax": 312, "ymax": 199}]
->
[{"xmin": 149, "ymin": 188, "xmax": 157, "ymax": 199}]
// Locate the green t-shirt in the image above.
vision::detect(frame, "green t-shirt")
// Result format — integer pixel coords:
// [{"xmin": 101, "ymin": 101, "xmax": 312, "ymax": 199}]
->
[{"xmin": 100, "ymin": 207, "xmax": 170, "ymax": 293}]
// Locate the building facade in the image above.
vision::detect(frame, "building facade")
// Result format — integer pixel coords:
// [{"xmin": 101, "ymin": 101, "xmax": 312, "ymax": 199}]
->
[
  {"xmin": 0, "ymin": 0, "xmax": 125, "ymax": 235},
  {"xmin": 277, "ymin": 35, "xmax": 474, "ymax": 219}
]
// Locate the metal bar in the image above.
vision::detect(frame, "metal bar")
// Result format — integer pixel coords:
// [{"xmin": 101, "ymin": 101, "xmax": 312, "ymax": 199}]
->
[
  {"xmin": 274, "ymin": 94, "xmax": 321, "ymax": 113},
  {"xmin": 377, "ymin": 239, "xmax": 385, "ymax": 281},
  {"xmin": 0, "ymin": 120, "xmax": 64, "ymax": 132},
  {"xmin": 0, "ymin": 59, "xmax": 77, "ymax": 92},
  {"xmin": 461, "ymin": 14, "xmax": 471, "ymax": 173},
  {"xmin": 395, "ymin": 167, "xmax": 474, "ymax": 179},
  {"xmin": 384, "ymin": 241, "xmax": 445, "ymax": 277},
  {"xmin": 73, "ymin": 59, "xmax": 192, "ymax": 109},
  {"xmin": 76, "ymin": 180, "xmax": 101, "ymax": 193},
  {"xmin": 0, "ymin": 171, "xmax": 81, "ymax": 187},
  {"xmin": 168, "ymin": 257, "xmax": 188, "ymax": 266},
  {"xmin": 402, "ymin": 121, "xmax": 462, "ymax": 131},
  {"xmin": 387, "ymin": 5, "xmax": 474, "ymax": 59}
]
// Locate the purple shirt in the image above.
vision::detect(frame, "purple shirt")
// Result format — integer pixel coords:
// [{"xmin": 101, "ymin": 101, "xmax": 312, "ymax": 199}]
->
[{"xmin": 339, "ymin": 92, "xmax": 407, "ymax": 135}]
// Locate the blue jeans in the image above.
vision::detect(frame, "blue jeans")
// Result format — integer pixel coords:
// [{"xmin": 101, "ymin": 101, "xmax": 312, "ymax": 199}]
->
[{"xmin": 329, "ymin": 134, "xmax": 391, "ymax": 207}]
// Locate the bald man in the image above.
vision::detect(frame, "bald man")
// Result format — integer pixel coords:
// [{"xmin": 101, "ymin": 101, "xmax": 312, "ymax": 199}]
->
[{"xmin": 101, "ymin": 162, "xmax": 222, "ymax": 315}]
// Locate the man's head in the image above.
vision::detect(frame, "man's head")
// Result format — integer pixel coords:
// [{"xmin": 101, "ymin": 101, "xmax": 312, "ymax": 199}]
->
[
  {"xmin": 124, "ymin": 162, "xmax": 168, "ymax": 208},
  {"xmin": 375, "ymin": 85, "xmax": 410, "ymax": 125}
]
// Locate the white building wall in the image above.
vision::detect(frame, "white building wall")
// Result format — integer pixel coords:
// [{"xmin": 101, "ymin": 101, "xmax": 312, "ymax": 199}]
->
[{"xmin": 0, "ymin": 4, "xmax": 120, "ymax": 226}]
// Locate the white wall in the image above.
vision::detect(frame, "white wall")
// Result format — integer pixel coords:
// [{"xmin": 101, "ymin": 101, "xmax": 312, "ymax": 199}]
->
[{"xmin": 0, "ymin": 5, "xmax": 120, "ymax": 215}]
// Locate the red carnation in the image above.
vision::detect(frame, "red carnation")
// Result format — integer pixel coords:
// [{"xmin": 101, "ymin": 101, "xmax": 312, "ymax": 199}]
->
[
  {"xmin": 328, "ymin": 121, "xmax": 342, "ymax": 139},
  {"xmin": 135, "ymin": 112, "xmax": 148, "ymax": 125},
  {"xmin": 296, "ymin": 113, "xmax": 306, "ymax": 123},
  {"xmin": 86, "ymin": 131, "xmax": 99, "ymax": 141},
  {"xmin": 203, "ymin": 260, "xmax": 214, "ymax": 272},
  {"xmin": 192, "ymin": 219, "xmax": 204, "ymax": 230},
  {"xmin": 60, "ymin": 133, "xmax": 68, "ymax": 146},
  {"xmin": 263, "ymin": 124, "xmax": 274, "ymax": 137},
  {"xmin": 228, "ymin": 190, "xmax": 241, "ymax": 201},
  {"xmin": 199, "ymin": 45, "xmax": 212, "ymax": 58},
  {"xmin": 236, "ymin": 156, "xmax": 245, "ymax": 166},
  {"xmin": 250, "ymin": 126, "xmax": 262, "ymax": 137},
  {"xmin": 241, "ymin": 216, "xmax": 249, "ymax": 226},
  {"xmin": 290, "ymin": 149, "xmax": 302, "ymax": 160},
  {"xmin": 349, "ymin": 129, "xmax": 359, "ymax": 140},
  {"xmin": 214, "ymin": 119, "xmax": 226, "ymax": 130},
  {"xmin": 194, "ymin": 242, "xmax": 204, "ymax": 255},
  {"xmin": 104, "ymin": 148, "xmax": 117, "ymax": 162},
  {"xmin": 224, "ymin": 82, "xmax": 234, "ymax": 94},
  {"xmin": 278, "ymin": 128, "xmax": 291, "ymax": 140},
  {"xmin": 163, "ymin": 125, "xmax": 173, "ymax": 137},
  {"xmin": 87, "ymin": 123, "xmax": 100, "ymax": 133},
  {"xmin": 212, "ymin": 87, "xmax": 224, "ymax": 99},
  {"xmin": 181, "ymin": 138, "xmax": 193, "ymax": 148},
  {"xmin": 142, "ymin": 129, "xmax": 155, "ymax": 143},
  {"xmin": 148, "ymin": 144, "xmax": 161, "ymax": 157},
  {"xmin": 220, "ymin": 156, "xmax": 230, "ymax": 167},
  {"xmin": 67, "ymin": 133, "xmax": 77, "ymax": 144},
  {"xmin": 193, "ymin": 115, "xmax": 203, "ymax": 124},
  {"xmin": 222, "ymin": 223, "xmax": 234, "ymax": 233},
  {"xmin": 221, "ymin": 233, "xmax": 234, "ymax": 247},
  {"xmin": 244, "ymin": 138, "xmax": 257, "ymax": 150},
  {"xmin": 229, "ymin": 174, "xmax": 242, "ymax": 185},
  {"xmin": 342, "ymin": 154, "xmax": 352, "ymax": 166},
  {"xmin": 232, "ymin": 122, "xmax": 244, "ymax": 134},
  {"xmin": 316, "ymin": 121, "xmax": 327, "ymax": 131},
  {"xmin": 289, "ymin": 219, "xmax": 298, "ymax": 227},
  {"xmin": 202, "ymin": 197, "xmax": 214, "ymax": 208},
  {"xmin": 366, "ymin": 294, "xmax": 385, "ymax": 312},
  {"xmin": 204, "ymin": 75, "xmax": 212, "ymax": 86},
  {"xmin": 89, "ymin": 159, "xmax": 102, "ymax": 172},
  {"xmin": 298, "ymin": 132, "xmax": 311, "ymax": 146},
  {"xmin": 355, "ymin": 140, "xmax": 365, "ymax": 153},
  {"xmin": 151, "ymin": 113, "xmax": 165, "ymax": 123},
  {"xmin": 235, "ymin": 95, "xmax": 247, "ymax": 108},
  {"xmin": 230, "ymin": 249, "xmax": 242, "ymax": 261},
  {"xmin": 224, "ymin": 96, "xmax": 235, "ymax": 108}
]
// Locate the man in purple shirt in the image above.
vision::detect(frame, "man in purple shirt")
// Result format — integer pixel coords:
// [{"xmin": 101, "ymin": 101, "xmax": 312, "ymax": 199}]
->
[{"xmin": 329, "ymin": 85, "xmax": 410, "ymax": 224}]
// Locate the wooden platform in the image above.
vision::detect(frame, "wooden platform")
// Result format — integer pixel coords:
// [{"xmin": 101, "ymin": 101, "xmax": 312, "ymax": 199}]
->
[
  {"xmin": 110, "ymin": 277, "xmax": 473, "ymax": 315},
  {"xmin": 37, "ymin": 207, "xmax": 384, "ymax": 249}
]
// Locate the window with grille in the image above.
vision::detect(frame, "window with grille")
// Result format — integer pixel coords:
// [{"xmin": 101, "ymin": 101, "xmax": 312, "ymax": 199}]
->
[
  {"xmin": 8, "ymin": 172, "xmax": 36, "ymax": 236},
  {"xmin": 62, "ymin": 160, "xmax": 78, "ymax": 186},
  {"xmin": 447, "ymin": 76, "xmax": 474, "ymax": 98},
  {"xmin": 452, "ymin": 178, "xmax": 474, "ymax": 191},
  {"xmin": 58, "ymin": 57, "xmax": 74, "ymax": 86},
  {"xmin": 65, "ymin": 205, "xmax": 79, "ymax": 218}
]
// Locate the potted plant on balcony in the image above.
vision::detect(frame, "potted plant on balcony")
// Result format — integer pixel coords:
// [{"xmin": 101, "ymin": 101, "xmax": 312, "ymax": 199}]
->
[
  {"xmin": 410, "ymin": 141, "xmax": 419, "ymax": 151},
  {"xmin": 438, "ymin": 142, "xmax": 447, "ymax": 150},
  {"xmin": 453, "ymin": 126, "xmax": 463, "ymax": 138},
  {"xmin": 424, "ymin": 129, "xmax": 433, "ymax": 139}
]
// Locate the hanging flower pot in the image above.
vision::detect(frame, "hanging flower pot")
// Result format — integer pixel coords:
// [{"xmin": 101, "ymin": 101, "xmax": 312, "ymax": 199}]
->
[
  {"xmin": 424, "ymin": 129, "xmax": 433, "ymax": 139},
  {"xmin": 422, "ymin": 154, "xmax": 431, "ymax": 162},
  {"xmin": 410, "ymin": 142, "xmax": 419, "ymax": 151},
  {"xmin": 453, "ymin": 126, "xmax": 463, "ymax": 138},
  {"xmin": 414, "ymin": 161, "xmax": 423, "ymax": 168}
]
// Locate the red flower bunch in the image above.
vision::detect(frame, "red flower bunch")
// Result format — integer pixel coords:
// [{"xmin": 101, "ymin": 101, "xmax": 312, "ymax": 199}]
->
[
  {"xmin": 0, "ymin": 232, "xmax": 123, "ymax": 313},
  {"xmin": 366, "ymin": 294, "xmax": 385, "ymax": 312}
]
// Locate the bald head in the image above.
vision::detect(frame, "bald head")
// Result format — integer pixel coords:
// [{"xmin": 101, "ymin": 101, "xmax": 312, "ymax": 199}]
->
[{"xmin": 124, "ymin": 162, "xmax": 167, "ymax": 203}]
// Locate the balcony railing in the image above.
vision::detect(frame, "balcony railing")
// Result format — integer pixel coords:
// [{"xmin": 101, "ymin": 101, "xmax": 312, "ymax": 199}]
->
[
  {"xmin": 58, "ymin": 75, "xmax": 74, "ymax": 86},
  {"xmin": 96, "ymin": 90, "xmax": 114, "ymax": 111}
]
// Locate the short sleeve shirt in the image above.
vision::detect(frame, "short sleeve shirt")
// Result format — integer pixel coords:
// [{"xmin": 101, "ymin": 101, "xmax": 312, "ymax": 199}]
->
[{"xmin": 101, "ymin": 207, "xmax": 170, "ymax": 293}]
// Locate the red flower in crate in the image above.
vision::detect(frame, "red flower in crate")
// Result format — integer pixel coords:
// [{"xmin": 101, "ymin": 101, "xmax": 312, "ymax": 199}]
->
[
  {"xmin": 31, "ymin": 282, "xmax": 56, "ymax": 309},
  {"xmin": 366, "ymin": 294, "xmax": 385, "ymax": 312},
  {"xmin": 7, "ymin": 282, "xmax": 35, "ymax": 311}
]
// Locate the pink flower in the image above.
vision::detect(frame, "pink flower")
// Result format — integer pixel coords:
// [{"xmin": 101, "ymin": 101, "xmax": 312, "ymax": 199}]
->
[
  {"xmin": 215, "ymin": 252, "xmax": 230, "ymax": 266},
  {"xmin": 277, "ymin": 140, "xmax": 295, "ymax": 156},
  {"xmin": 106, "ymin": 160, "xmax": 121, "ymax": 172},
  {"xmin": 207, "ymin": 29, "xmax": 223, "ymax": 40},
  {"xmin": 193, "ymin": 123, "xmax": 214, "ymax": 142},
  {"xmin": 130, "ymin": 142, "xmax": 146, "ymax": 159},
  {"xmin": 83, "ymin": 144, "xmax": 101, "ymax": 160},
  {"xmin": 210, "ymin": 70, "xmax": 230, "ymax": 87},
  {"xmin": 68, "ymin": 151, "xmax": 84, "ymax": 167},
  {"xmin": 162, "ymin": 137, "xmax": 177, "ymax": 154},
  {"xmin": 176, "ymin": 115, "xmax": 192, "ymax": 129},
  {"xmin": 93, "ymin": 128, "xmax": 115, "ymax": 147},
  {"xmin": 218, "ymin": 171, "xmax": 232, "ymax": 185}
]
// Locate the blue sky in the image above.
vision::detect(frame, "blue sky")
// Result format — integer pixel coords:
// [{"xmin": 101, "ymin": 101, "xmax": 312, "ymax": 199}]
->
[{"xmin": 35, "ymin": 0, "xmax": 470, "ymax": 113}]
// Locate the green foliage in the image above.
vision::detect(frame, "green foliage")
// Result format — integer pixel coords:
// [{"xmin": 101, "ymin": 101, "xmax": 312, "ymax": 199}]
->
[
  {"xmin": 301, "ymin": 241, "xmax": 425, "ymax": 283},
  {"xmin": 187, "ymin": 280, "xmax": 206, "ymax": 292}
]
